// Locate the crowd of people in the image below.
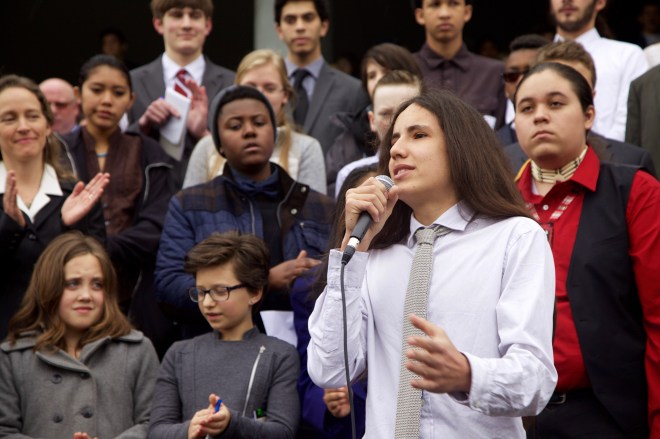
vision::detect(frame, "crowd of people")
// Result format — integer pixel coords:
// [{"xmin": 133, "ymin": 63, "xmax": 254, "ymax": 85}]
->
[{"xmin": 0, "ymin": 0, "xmax": 659, "ymax": 438}]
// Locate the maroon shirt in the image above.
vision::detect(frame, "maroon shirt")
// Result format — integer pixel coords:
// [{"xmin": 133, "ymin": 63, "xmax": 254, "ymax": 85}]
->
[{"xmin": 414, "ymin": 43, "xmax": 507, "ymax": 129}]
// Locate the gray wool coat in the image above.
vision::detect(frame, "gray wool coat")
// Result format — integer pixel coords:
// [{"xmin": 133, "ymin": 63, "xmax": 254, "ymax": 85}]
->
[{"xmin": 0, "ymin": 330, "xmax": 159, "ymax": 439}]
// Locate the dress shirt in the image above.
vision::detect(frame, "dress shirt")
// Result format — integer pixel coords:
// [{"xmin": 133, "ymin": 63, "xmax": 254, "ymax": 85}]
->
[
  {"xmin": 308, "ymin": 203, "xmax": 557, "ymax": 438},
  {"xmin": 161, "ymin": 52, "xmax": 206, "ymax": 89},
  {"xmin": 334, "ymin": 154, "xmax": 379, "ymax": 198},
  {"xmin": 505, "ymin": 99, "xmax": 515, "ymax": 125},
  {"xmin": 414, "ymin": 43, "xmax": 507, "ymax": 129},
  {"xmin": 555, "ymin": 29, "xmax": 648, "ymax": 141},
  {"xmin": 0, "ymin": 163, "xmax": 62, "ymax": 222},
  {"xmin": 285, "ymin": 57, "xmax": 324, "ymax": 101}
]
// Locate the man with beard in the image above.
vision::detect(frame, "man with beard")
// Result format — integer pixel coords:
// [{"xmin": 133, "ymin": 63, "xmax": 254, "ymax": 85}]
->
[
  {"xmin": 551, "ymin": 0, "xmax": 648, "ymax": 141},
  {"xmin": 412, "ymin": 0, "xmax": 507, "ymax": 129}
]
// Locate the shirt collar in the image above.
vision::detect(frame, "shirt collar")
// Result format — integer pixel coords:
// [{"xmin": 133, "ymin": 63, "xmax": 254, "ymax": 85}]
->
[
  {"xmin": 418, "ymin": 42, "xmax": 471, "ymax": 71},
  {"xmin": 405, "ymin": 201, "xmax": 473, "ymax": 247},
  {"xmin": 517, "ymin": 146, "xmax": 600, "ymax": 199},
  {"xmin": 554, "ymin": 27, "xmax": 600, "ymax": 44},
  {"xmin": 285, "ymin": 56, "xmax": 325, "ymax": 80},
  {"xmin": 0, "ymin": 162, "xmax": 62, "ymax": 196},
  {"xmin": 162, "ymin": 52, "xmax": 206, "ymax": 85},
  {"xmin": 0, "ymin": 163, "xmax": 63, "ymax": 223}
]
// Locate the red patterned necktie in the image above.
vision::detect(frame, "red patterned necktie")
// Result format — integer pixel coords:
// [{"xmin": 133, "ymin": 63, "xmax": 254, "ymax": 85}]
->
[{"xmin": 174, "ymin": 69, "xmax": 190, "ymax": 97}]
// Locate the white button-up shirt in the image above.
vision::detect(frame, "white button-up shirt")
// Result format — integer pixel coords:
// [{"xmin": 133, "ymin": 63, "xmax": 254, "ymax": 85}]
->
[
  {"xmin": 555, "ymin": 29, "xmax": 648, "ymax": 141},
  {"xmin": 161, "ymin": 52, "xmax": 206, "ymax": 89},
  {"xmin": 308, "ymin": 203, "xmax": 557, "ymax": 438},
  {"xmin": 0, "ymin": 163, "xmax": 62, "ymax": 223}
]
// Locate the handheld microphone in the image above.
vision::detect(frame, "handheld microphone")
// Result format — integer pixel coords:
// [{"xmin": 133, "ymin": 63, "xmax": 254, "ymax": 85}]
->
[{"xmin": 341, "ymin": 175, "xmax": 394, "ymax": 265}]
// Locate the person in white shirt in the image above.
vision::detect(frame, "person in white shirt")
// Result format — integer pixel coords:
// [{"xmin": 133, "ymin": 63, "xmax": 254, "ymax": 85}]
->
[
  {"xmin": 550, "ymin": 0, "xmax": 648, "ymax": 141},
  {"xmin": 307, "ymin": 89, "xmax": 557, "ymax": 438}
]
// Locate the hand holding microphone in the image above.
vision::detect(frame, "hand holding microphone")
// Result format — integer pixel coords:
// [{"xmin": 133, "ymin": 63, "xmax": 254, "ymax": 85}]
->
[{"xmin": 342, "ymin": 175, "xmax": 398, "ymax": 264}]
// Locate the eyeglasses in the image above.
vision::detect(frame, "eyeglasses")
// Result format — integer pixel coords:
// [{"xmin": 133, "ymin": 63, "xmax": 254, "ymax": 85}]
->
[
  {"xmin": 49, "ymin": 100, "xmax": 76, "ymax": 109},
  {"xmin": 502, "ymin": 69, "xmax": 529, "ymax": 84},
  {"xmin": 188, "ymin": 284, "xmax": 246, "ymax": 302}
]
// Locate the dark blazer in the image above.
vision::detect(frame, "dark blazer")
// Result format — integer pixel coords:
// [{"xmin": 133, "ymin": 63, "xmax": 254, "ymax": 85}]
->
[
  {"xmin": 0, "ymin": 179, "xmax": 106, "ymax": 339},
  {"xmin": 302, "ymin": 63, "xmax": 369, "ymax": 155},
  {"xmin": 127, "ymin": 56, "xmax": 235, "ymax": 188},
  {"xmin": 504, "ymin": 135, "xmax": 657, "ymax": 178},
  {"xmin": 626, "ymin": 64, "xmax": 660, "ymax": 171},
  {"xmin": 495, "ymin": 122, "xmax": 517, "ymax": 146}
]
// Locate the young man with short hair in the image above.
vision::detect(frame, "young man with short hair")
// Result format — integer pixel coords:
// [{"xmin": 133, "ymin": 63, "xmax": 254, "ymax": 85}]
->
[
  {"xmin": 274, "ymin": 0, "xmax": 369, "ymax": 157},
  {"xmin": 412, "ymin": 0, "xmax": 507, "ymax": 129},
  {"xmin": 550, "ymin": 0, "xmax": 648, "ymax": 141},
  {"xmin": 127, "ymin": 0, "xmax": 235, "ymax": 188},
  {"xmin": 496, "ymin": 34, "xmax": 549, "ymax": 145}
]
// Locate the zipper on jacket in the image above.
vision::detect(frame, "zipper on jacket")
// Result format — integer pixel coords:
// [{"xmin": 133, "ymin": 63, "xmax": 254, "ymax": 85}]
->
[
  {"xmin": 242, "ymin": 345, "xmax": 266, "ymax": 417},
  {"xmin": 276, "ymin": 179, "xmax": 298, "ymax": 227}
]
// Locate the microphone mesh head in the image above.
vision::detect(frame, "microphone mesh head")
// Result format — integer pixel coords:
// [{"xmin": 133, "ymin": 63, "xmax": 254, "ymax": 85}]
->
[{"xmin": 375, "ymin": 175, "xmax": 394, "ymax": 191}]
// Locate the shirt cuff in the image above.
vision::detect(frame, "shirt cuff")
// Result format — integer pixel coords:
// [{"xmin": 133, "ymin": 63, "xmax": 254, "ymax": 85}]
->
[
  {"xmin": 326, "ymin": 249, "xmax": 368, "ymax": 297},
  {"xmin": 447, "ymin": 351, "xmax": 484, "ymax": 410}
]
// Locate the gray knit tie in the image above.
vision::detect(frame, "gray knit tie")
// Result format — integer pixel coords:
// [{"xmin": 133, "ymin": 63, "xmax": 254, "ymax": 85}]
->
[{"xmin": 394, "ymin": 225, "xmax": 451, "ymax": 439}]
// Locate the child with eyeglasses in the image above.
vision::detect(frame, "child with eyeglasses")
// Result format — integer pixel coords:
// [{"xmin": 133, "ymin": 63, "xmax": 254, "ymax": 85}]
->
[{"xmin": 148, "ymin": 231, "xmax": 300, "ymax": 439}]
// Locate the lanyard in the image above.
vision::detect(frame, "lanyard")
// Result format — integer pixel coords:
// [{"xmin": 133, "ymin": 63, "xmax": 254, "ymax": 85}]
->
[
  {"xmin": 526, "ymin": 193, "xmax": 577, "ymax": 223},
  {"xmin": 526, "ymin": 193, "xmax": 578, "ymax": 244}
]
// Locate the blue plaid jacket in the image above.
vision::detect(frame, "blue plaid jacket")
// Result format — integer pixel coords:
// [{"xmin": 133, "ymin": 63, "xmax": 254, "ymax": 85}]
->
[{"xmin": 154, "ymin": 164, "xmax": 334, "ymax": 331}]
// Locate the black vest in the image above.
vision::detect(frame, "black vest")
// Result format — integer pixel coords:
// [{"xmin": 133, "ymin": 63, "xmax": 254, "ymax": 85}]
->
[{"xmin": 567, "ymin": 163, "xmax": 648, "ymax": 436}]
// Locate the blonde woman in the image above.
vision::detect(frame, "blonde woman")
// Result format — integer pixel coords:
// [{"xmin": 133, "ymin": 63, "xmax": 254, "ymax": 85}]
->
[{"xmin": 183, "ymin": 49, "xmax": 326, "ymax": 194}]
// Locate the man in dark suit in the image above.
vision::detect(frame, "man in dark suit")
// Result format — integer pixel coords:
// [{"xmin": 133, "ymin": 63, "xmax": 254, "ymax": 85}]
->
[
  {"xmin": 626, "ymin": 64, "xmax": 660, "ymax": 171},
  {"xmin": 127, "ymin": 0, "xmax": 235, "ymax": 188},
  {"xmin": 274, "ymin": 0, "xmax": 369, "ymax": 158}
]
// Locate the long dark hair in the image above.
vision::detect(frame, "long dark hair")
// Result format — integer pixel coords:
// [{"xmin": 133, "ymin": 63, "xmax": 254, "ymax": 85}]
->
[
  {"xmin": 310, "ymin": 164, "xmax": 379, "ymax": 300},
  {"xmin": 373, "ymin": 89, "xmax": 530, "ymax": 250},
  {"xmin": 360, "ymin": 43, "xmax": 422, "ymax": 92},
  {"xmin": 78, "ymin": 54, "xmax": 132, "ymax": 91}
]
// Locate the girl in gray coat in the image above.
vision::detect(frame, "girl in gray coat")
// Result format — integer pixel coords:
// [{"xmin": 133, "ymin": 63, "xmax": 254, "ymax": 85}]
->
[{"xmin": 0, "ymin": 231, "xmax": 159, "ymax": 439}]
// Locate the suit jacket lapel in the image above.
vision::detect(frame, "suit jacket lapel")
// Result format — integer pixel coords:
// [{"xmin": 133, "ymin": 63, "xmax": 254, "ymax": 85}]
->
[
  {"xmin": 31, "ymin": 194, "xmax": 64, "ymax": 230},
  {"xmin": 139, "ymin": 59, "xmax": 166, "ymax": 104},
  {"xmin": 201, "ymin": 58, "xmax": 224, "ymax": 100},
  {"xmin": 304, "ymin": 63, "xmax": 335, "ymax": 132}
]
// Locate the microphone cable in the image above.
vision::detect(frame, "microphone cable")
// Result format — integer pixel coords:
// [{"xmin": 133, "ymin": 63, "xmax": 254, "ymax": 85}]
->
[{"xmin": 340, "ymin": 260, "xmax": 357, "ymax": 439}]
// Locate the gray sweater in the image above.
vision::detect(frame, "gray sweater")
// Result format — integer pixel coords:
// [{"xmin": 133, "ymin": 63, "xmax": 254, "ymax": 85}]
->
[{"xmin": 148, "ymin": 328, "xmax": 300, "ymax": 438}]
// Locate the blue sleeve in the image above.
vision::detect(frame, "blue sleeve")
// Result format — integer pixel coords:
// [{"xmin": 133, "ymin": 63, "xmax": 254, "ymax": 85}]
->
[
  {"xmin": 291, "ymin": 275, "xmax": 366, "ymax": 438},
  {"xmin": 154, "ymin": 196, "xmax": 199, "ymax": 322}
]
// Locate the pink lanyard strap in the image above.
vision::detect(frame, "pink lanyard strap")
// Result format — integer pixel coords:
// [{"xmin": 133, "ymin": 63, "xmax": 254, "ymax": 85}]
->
[{"xmin": 526, "ymin": 193, "xmax": 577, "ymax": 223}]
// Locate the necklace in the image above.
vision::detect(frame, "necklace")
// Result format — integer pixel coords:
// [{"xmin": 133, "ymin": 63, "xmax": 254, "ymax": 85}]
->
[
  {"xmin": 531, "ymin": 147, "xmax": 588, "ymax": 184},
  {"xmin": 96, "ymin": 151, "xmax": 108, "ymax": 158}
]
